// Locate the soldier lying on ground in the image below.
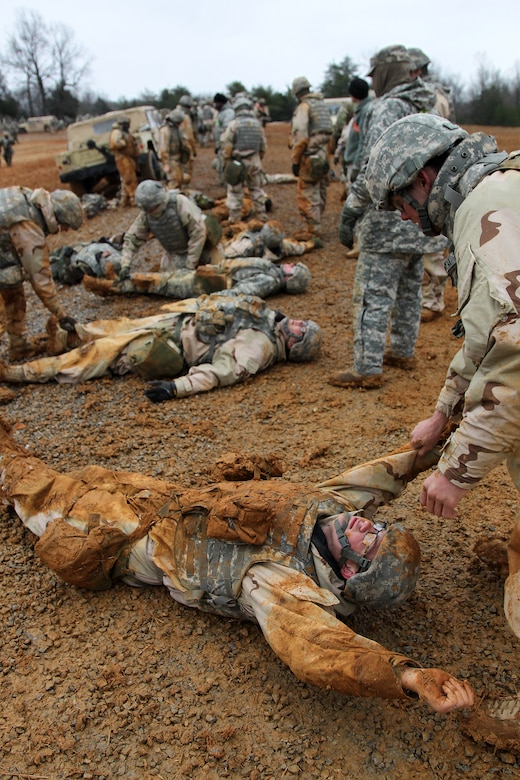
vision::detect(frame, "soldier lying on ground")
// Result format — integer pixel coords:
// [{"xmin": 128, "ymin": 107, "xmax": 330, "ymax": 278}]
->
[
  {"xmin": 222, "ymin": 219, "xmax": 322, "ymax": 261},
  {"xmin": 0, "ymin": 417, "xmax": 473, "ymax": 715},
  {"xmin": 0, "ymin": 293, "xmax": 322, "ymax": 402},
  {"xmin": 83, "ymin": 255, "xmax": 311, "ymax": 300}
]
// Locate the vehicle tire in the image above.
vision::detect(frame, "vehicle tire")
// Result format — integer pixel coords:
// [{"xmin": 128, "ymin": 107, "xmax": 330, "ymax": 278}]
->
[
  {"xmin": 69, "ymin": 181, "xmax": 87, "ymax": 197},
  {"xmin": 140, "ymin": 150, "xmax": 164, "ymax": 181}
]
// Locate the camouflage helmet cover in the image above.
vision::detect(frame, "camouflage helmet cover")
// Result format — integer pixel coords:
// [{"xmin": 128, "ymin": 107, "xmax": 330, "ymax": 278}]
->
[
  {"xmin": 135, "ymin": 180, "xmax": 169, "ymax": 212},
  {"xmin": 166, "ymin": 108, "xmax": 185, "ymax": 124},
  {"xmin": 283, "ymin": 263, "xmax": 311, "ymax": 294},
  {"xmin": 179, "ymin": 94, "xmax": 193, "ymax": 107},
  {"xmin": 407, "ymin": 47, "xmax": 431, "ymax": 71},
  {"xmin": 50, "ymin": 190, "xmax": 84, "ymax": 230},
  {"xmin": 342, "ymin": 523, "xmax": 421, "ymax": 608},
  {"xmin": 233, "ymin": 94, "xmax": 254, "ymax": 112},
  {"xmin": 285, "ymin": 319, "xmax": 322, "ymax": 362},
  {"xmin": 292, "ymin": 76, "xmax": 312, "ymax": 97},
  {"xmin": 365, "ymin": 114, "xmax": 468, "ymax": 210},
  {"xmin": 366, "ymin": 44, "xmax": 411, "ymax": 77},
  {"xmin": 118, "ymin": 115, "xmax": 131, "ymax": 126}
]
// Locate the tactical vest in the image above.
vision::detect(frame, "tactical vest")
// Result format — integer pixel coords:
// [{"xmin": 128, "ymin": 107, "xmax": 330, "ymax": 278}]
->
[
  {"xmin": 192, "ymin": 293, "xmax": 278, "ymax": 357},
  {"xmin": 147, "ymin": 195, "xmax": 189, "ymax": 255},
  {"xmin": 305, "ymin": 97, "xmax": 333, "ymax": 136},
  {"xmin": 150, "ymin": 480, "xmax": 349, "ymax": 619},
  {"xmin": 233, "ymin": 115, "xmax": 264, "ymax": 152}
]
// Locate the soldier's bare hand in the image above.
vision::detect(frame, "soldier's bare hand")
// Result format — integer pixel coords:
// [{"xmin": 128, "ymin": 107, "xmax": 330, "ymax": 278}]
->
[
  {"xmin": 400, "ymin": 667, "xmax": 475, "ymax": 713},
  {"xmin": 411, "ymin": 410, "xmax": 448, "ymax": 455},
  {"xmin": 420, "ymin": 471, "xmax": 467, "ymax": 518}
]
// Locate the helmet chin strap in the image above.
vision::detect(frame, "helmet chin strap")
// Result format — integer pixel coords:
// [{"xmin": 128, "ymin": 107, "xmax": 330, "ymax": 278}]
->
[
  {"xmin": 401, "ymin": 191, "xmax": 436, "ymax": 236},
  {"xmin": 334, "ymin": 519, "xmax": 371, "ymax": 573}
]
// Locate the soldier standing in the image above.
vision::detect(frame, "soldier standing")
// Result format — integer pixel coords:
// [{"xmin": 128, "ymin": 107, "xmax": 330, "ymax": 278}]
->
[{"xmin": 109, "ymin": 116, "xmax": 139, "ymax": 207}]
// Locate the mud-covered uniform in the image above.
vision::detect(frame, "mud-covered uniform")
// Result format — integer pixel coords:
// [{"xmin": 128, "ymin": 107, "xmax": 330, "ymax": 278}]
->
[
  {"xmin": 108, "ymin": 126, "xmax": 139, "ymax": 206},
  {"xmin": 0, "ymin": 187, "xmax": 69, "ymax": 356},
  {"xmin": 120, "ymin": 191, "xmax": 208, "ymax": 273},
  {"xmin": 0, "ymin": 423, "xmax": 442, "ymax": 702},
  {"xmin": 158, "ymin": 122, "xmax": 193, "ymax": 189},
  {"xmin": 4, "ymin": 295, "xmax": 288, "ymax": 396},
  {"xmin": 290, "ymin": 92, "xmax": 333, "ymax": 234}
]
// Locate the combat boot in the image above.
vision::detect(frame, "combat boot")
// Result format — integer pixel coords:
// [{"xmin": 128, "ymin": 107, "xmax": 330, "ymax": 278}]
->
[
  {"xmin": 383, "ymin": 352, "xmax": 417, "ymax": 370},
  {"xmin": 329, "ymin": 369, "xmax": 383, "ymax": 389}
]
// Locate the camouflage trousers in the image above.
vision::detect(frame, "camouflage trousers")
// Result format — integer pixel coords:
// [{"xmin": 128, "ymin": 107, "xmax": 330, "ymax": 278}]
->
[
  {"xmin": 163, "ymin": 155, "xmax": 184, "ymax": 189},
  {"xmin": 226, "ymin": 154, "xmax": 267, "ymax": 223},
  {"xmin": 296, "ymin": 151, "xmax": 329, "ymax": 233},
  {"xmin": 422, "ymin": 250, "xmax": 448, "ymax": 312},
  {"xmin": 114, "ymin": 155, "xmax": 138, "ymax": 206},
  {"xmin": 0, "ymin": 286, "xmax": 30, "ymax": 349},
  {"xmin": 352, "ymin": 250, "xmax": 423, "ymax": 376}
]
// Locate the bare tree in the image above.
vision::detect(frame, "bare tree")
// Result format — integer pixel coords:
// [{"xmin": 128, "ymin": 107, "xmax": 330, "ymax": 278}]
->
[
  {"xmin": 50, "ymin": 22, "xmax": 91, "ymax": 93},
  {"xmin": 4, "ymin": 9, "xmax": 53, "ymax": 114}
]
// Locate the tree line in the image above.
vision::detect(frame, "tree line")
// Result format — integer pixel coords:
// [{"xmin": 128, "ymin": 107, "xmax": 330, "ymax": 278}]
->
[{"xmin": 1, "ymin": 9, "xmax": 520, "ymax": 127}]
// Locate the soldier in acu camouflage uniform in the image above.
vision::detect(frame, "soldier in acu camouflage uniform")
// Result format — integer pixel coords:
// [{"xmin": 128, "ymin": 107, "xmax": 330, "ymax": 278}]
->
[
  {"xmin": 0, "ymin": 418, "xmax": 475, "ymax": 715},
  {"xmin": 212, "ymin": 93, "xmax": 235, "ymax": 185},
  {"xmin": 290, "ymin": 76, "xmax": 333, "ymax": 238},
  {"xmin": 118, "ymin": 180, "xmax": 218, "ymax": 279},
  {"xmin": 222, "ymin": 219, "xmax": 322, "ymax": 261},
  {"xmin": 175, "ymin": 96, "xmax": 198, "ymax": 185},
  {"xmin": 83, "ymin": 256, "xmax": 311, "ymax": 301},
  {"xmin": 331, "ymin": 45, "xmax": 449, "ymax": 389},
  {"xmin": 109, "ymin": 116, "xmax": 139, "ymax": 207},
  {"xmin": 220, "ymin": 95, "xmax": 268, "ymax": 224},
  {"xmin": 158, "ymin": 109, "xmax": 193, "ymax": 190},
  {"xmin": 0, "ymin": 187, "xmax": 83, "ymax": 360},
  {"xmin": 364, "ymin": 112, "xmax": 520, "ymax": 640}
]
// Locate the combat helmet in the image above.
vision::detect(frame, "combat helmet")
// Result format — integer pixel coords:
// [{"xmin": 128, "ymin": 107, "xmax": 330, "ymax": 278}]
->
[
  {"xmin": 407, "ymin": 47, "xmax": 430, "ymax": 72},
  {"xmin": 282, "ymin": 263, "xmax": 311, "ymax": 294},
  {"xmin": 166, "ymin": 108, "xmax": 185, "ymax": 125},
  {"xmin": 292, "ymin": 76, "xmax": 311, "ymax": 98},
  {"xmin": 365, "ymin": 114, "xmax": 468, "ymax": 211},
  {"xmin": 179, "ymin": 95, "xmax": 193, "ymax": 108},
  {"xmin": 366, "ymin": 44, "xmax": 411, "ymax": 77},
  {"xmin": 280, "ymin": 318, "xmax": 322, "ymax": 362},
  {"xmin": 233, "ymin": 94, "xmax": 254, "ymax": 113},
  {"xmin": 342, "ymin": 521, "xmax": 421, "ymax": 608},
  {"xmin": 135, "ymin": 180, "xmax": 169, "ymax": 212},
  {"xmin": 50, "ymin": 190, "xmax": 84, "ymax": 230},
  {"xmin": 118, "ymin": 115, "xmax": 131, "ymax": 127},
  {"xmin": 259, "ymin": 220, "xmax": 284, "ymax": 253}
]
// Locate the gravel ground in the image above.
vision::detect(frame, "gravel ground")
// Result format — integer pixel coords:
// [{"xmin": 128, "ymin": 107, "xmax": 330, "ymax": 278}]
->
[{"xmin": 0, "ymin": 127, "xmax": 519, "ymax": 780}]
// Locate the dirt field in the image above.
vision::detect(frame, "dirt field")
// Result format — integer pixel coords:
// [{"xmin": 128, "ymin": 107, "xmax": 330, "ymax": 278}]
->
[{"xmin": 0, "ymin": 125, "xmax": 520, "ymax": 780}]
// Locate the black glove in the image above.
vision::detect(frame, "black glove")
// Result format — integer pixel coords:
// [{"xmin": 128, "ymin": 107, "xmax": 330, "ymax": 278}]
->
[
  {"xmin": 292, "ymin": 163, "xmax": 300, "ymax": 177},
  {"xmin": 145, "ymin": 380, "xmax": 177, "ymax": 403},
  {"xmin": 338, "ymin": 206, "xmax": 359, "ymax": 249},
  {"xmin": 58, "ymin": 316, "xmax": 77, "ymax": 333},
  {"xmin": 333, "ymin": 154, "xmax": 339, "ymax": 166},
  {"xmin": 119, "ymin": 264, "xmax": 131, "ymax": 280}
]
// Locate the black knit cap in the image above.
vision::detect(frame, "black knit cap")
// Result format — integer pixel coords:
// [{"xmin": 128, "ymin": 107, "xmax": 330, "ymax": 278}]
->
[
  {"xmin": 348, "ymin": 77, "xmax": 369, "ymax": 100},
  {"xmin": 213, "ymin": 93, "xmax": 227, "ymax": 104}
]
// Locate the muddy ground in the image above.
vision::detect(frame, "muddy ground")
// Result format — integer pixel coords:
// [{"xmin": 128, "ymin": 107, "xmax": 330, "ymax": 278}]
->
[{"xmin": 0, "ymin": 125, "xmax": 519, "ymax": 780}]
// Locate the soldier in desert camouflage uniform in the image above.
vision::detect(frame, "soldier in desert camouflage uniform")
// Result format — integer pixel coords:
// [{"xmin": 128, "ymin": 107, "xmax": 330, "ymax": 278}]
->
[
  {"xmin": 109, "ymin": 116, "xmax": 139, "ymax": 207},
  {"xmin": 158, "ymin": 109, "xmax": 193, "ymax": 190},
  {"xmin": 220, "ymin": 95, "xmax": 268, "ymax": 224},
  {"xmin": 331, "ymin": 45, "xmax": 449, "ymax": 389},
  {"xmin": 365, "ymin": 113, "xmax": 520, "ymax": 640},
  {"xmin": 290, "ymin": 76, "xmax": 333, "ymax": 238}
]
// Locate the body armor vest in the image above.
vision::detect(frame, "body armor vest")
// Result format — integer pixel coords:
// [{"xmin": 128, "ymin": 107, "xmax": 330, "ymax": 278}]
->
[
  {"xmin": 192, "ymin": 293, "xmax": 279, "ymax": 357},
  {"xmin": 165, "ymin": 125, "xmax": 182, "ymax": 156},
  {"xmin": 147, "ymin": 195, "xmax": 189, "ymax": 255},
  {"xmin": 233, "ymin": 115, "xmax": 263, "ymax": 152},
  {"xmin": 150, "ymin": 480, "xmax": 349, "ymax": 618},
  {"xmin": 305, "ymin": 97, "xmax": 333, "ymax": 136}
]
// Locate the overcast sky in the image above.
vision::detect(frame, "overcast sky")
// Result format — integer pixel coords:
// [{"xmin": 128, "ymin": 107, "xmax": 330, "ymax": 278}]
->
[{"xmin": 2, "ymin": 1, "xmax": 519, "ymax": 101}]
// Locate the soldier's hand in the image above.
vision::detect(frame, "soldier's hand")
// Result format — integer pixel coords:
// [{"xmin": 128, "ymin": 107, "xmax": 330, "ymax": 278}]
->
[
  {"xmin": 338, "ymin": 206, "xmax": 358, "ymax": 249},
  {"xmin": 118, "ymin": 265, "xmax": 131, "ymax": 280},
  {"xmin": 292, "ymin": 163, "xmax": 300, "ymax": 177},
  {"xmin": 145, "ymin": 380, "xmax": 177, "ymax": 403},
  {"xmin": 400, "ymin": 667, "xmax": 474, "ymax": 714},
  {"xmin": 420, "ymin": 471, "xmax": 468, "ymax": 519},
  {"xmin": 411, "ymin": 410, "xmax": 449, "ymax": 455},
  {"xmin": 58, "ymin": 316, "xmax": 77, "ymax": 333}
]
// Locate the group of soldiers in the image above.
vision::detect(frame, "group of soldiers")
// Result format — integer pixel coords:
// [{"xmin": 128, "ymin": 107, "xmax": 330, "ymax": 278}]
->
[{"xmin": 1, "ymin": 43, "xmax": 520, "ymax": 752}]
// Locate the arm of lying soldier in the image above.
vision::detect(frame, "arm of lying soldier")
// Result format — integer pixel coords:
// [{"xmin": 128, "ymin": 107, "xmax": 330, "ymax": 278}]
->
[{"xmin": 0, "ymin": 418, "xmax": 473, "ymax": 714}]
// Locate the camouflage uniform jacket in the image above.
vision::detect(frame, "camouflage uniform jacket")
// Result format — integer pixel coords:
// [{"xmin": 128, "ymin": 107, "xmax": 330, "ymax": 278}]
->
[
  {"xmin": 109, "ymin": 128, "xmax": 138, "ymax": 160},
  {"xmin": 344, "ymin": 79, "xmax": 445, "ymax": 253},
  {"xmin": 434, "ymin": 168, "xmax": 520, "ymax": 490},
  {"xmin": 122, "ymin": 193, "xmax": 207, "ymax": 271}
]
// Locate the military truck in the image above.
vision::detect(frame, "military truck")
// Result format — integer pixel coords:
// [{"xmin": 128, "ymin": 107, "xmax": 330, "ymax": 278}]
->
[
  {"xmin": 19, "ymin": 115, "xmax": 59, "ymax": 133},
  {"xmin": 55, "ymin": 106, "xmax": 165, "ymax": 197}
]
